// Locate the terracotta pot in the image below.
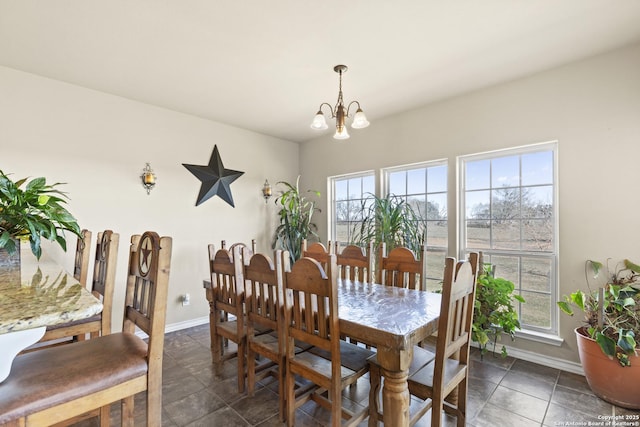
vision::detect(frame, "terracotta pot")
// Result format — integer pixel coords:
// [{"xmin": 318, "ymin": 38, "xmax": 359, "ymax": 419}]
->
[{"xmin": 575, "ymin": 326, "xmax": 640, "ymax": 409}]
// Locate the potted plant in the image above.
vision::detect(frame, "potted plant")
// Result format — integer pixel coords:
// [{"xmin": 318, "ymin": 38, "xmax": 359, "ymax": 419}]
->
[
  {"xmin": 0, "ymin": 169, "xmax": 82, "ymax": 262},
  {"xmin": 558, "ymin": 258, "xmax": 640, "ymax": 409},
  {"xmin": 271, "ymin": 176, "xmax": 320, "ymax": 264},
  {"xmin": 472, "ymin": 261, "xmax": 525, "ymax": 358},
  {"xmin": 350, "ymin": 193, "xmax": 424, "ymax": 256}
]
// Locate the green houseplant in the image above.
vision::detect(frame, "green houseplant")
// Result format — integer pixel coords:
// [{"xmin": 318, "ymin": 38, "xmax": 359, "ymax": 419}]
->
[
  {"xmin": 0, "ymin": 169, "xmax": 82, "ymax": 259},
  {"xmin": 472, "ymin": 261, "xmax": 525, "ymax": 358},
  {"xmin": 350, "ymin": 193, "xmax": 425, "ymax": 256},
  {"xmin": 557, "ymin": 258, "xmax": 640, "ymax": 409},
  {"xmin": 271, "ymin": 176, "xmax": 320, "ymax": 264}
]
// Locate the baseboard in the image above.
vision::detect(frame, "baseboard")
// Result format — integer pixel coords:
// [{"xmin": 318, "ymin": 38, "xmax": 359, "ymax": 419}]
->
[
  {"xmin": 164, "ymin": 316, "xmax": 209, "ymax": 333},
  {"xmin": 473, "ymin": 342, "xmax": 584, "ymax": 375}
]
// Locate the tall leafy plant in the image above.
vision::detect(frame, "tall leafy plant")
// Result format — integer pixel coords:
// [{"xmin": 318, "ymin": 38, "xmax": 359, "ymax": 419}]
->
[
  {"xmin": 350, "ymin": 193, "xmax": 424, "ymax": 256},
  {"xmin": 271, "ymin": 176, "xmax": 320, "ymax": 264},
  {"xmin": 0, "ymin": 170, "xmax": 81, "ymax": 259}
]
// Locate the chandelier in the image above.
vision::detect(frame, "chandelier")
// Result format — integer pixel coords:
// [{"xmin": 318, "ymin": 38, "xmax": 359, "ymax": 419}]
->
[{"xmin": 310, "ymin": 65, "xmax": 369, "ymax": 140}]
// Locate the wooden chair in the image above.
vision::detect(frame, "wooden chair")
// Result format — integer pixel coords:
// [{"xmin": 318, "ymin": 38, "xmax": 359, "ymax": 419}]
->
[
  {"xmin": 0, "ymin": 231, "xmax": 173, "ymax": 427},
  {"xmin": 242, "ymin": 248, "xmax": 287, "ymax": 420},
  {"xmin": 72, "ymin": 228, "xmax": 92, "ymax": 288},
  {"xmin": 221, "ymin": 239, "xmax": 257, "ymax": 258},
  {"xmin": 368, "ymin": 252, "xmax": 479, "ymax": 427},
  {"xmin": 33, "ymin": 230, "xmax": 119, "ymax": 347},
  {"xmin": 283, "ymin": 253, "xmax": 374, "ymax": 427},
  {"xmin": 376, "ymin": 243, "xmax": 427, "ymax": 291},
  {"xmin": 334, "ymin": 242, "xmax": 374, "ymax": 283},
  {"xmin": 301, "ymin": 239, "xmax": 331, "ymax": 268},
  {"xmin": 208, "ymin": 244, "xmax": 247, "ymax": 393}
]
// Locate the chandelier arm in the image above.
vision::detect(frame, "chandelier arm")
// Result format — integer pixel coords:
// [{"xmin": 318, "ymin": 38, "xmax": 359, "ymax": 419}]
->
[
  {"xmin": 345, "ymin": 100, "xmax": 362, "ymax": 118},
  {"xmin": 318, "ymin": 102, "xmax": 336, "ymax": 118}
]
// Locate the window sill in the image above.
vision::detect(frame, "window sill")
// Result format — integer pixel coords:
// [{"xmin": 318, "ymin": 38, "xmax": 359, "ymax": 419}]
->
[{"xmin": 515, "ymin": 329, "xmax": 564, "ymax": 346}]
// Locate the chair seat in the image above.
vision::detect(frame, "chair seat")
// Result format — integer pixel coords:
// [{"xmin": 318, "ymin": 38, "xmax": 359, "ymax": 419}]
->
[
  {"xmin": 408, "ymin": 357, "xmax": 468, "ymax": 396},
  {"xmin": 0, "ymin": 332, "xmax": 148, "ymax": 424},
  {"xmin": 368, "ymin": 343, "xmax": 435, "ymax": 376},
  {"xmin": 307, "ymin": 340, "xmax": 375, "ymax": 372}
]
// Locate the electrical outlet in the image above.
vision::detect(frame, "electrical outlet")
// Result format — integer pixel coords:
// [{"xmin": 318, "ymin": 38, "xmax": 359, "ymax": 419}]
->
[{"xmin": 182, "ymin": 293, "xmax": 190, "ymax": 306}]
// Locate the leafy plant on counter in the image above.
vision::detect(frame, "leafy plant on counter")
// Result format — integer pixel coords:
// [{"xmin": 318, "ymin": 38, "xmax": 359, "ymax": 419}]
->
[{"xmin": 0, "ymin": 169, "xmax": 81, "ymax": 259}]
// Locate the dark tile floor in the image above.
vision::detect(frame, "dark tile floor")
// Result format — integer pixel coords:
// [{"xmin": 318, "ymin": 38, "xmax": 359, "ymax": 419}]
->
[{"xmin": 74, "ymin": 324, "xmax": 638, "ymax": 426}]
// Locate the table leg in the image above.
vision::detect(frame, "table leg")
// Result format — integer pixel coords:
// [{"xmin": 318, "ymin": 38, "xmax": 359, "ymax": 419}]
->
[{"xmin": 376, "ymin": 346, "xmax": 412, "ymax": 426}]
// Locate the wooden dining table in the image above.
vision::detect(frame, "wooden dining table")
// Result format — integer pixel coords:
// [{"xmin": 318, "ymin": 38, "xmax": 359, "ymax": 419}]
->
[
  {"xmin": 203, "ymin": 277, "xmax": 441, "ymax": 426},
  {"xmin": 0, "ymin": 251, "xmax": 103, "ymax": 383}
]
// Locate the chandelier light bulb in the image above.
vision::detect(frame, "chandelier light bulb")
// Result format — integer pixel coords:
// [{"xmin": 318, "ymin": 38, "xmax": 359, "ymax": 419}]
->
[
  {"xmin": 334, "ymin": 126, "xmax": 350, "ymax": 140},
  {"xmin": 351, "ymin": 108, "xmax": 370, "ymax": 129},
  {"xmin": 310, "ymin": 111, "xmax": 329, "ymax": 130}
]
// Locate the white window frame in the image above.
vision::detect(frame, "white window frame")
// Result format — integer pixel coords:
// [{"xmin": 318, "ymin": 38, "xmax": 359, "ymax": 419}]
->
[
  {"xmin": 328, "ymin": 170, "xmax": 376, "ymax": 246},
  {"xmin": 458, "ymin": 141, "xmax": 559, "ymax": 336},
  {"xmin": 382, "ymin": 159, "xmax": 449, "ymax": 290}
]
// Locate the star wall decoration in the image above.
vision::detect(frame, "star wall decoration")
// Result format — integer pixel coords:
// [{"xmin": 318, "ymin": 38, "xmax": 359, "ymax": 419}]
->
[{"xmin": 182, "ymin": 145, "xmax": 244, "ymax": 207}]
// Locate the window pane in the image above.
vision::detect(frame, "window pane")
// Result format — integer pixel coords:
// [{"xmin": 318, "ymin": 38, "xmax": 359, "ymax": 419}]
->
[
  {"xmin": 388, "ymin": 171, "xmax": 406, "ymax": 196},
  {"xmin": 407, "ymin": 195, "xmax": 425, "ymax": 217},
  {"xmin": 466, "ymin": 190, "xmax": 490, "ymax": 219},
  {"xmin": 520, "ymin": 291, "xmax": 551, "ymax": 329},
  {"xmin": 363, "ymin": 175, "xmax": 375, "ymax": 195},
  {"xmin": 466, "ymin": 220, "xmax": 490, "ymax": 249},
  {"xmin": 336, "ymin": 201, "xmax": 349, "ymax": 221},
  {"xmin": 523, "ymin": 219, "xmax": 553, "ymax": 251},
  {"xmin": 348, "ymin": 177, "xmax": 362, "ymax": 198},
  {"xmin": 466, "ymin": 159, "xmax": 490, "ymax": 190},
  {"xmin": 523, "ymin": 186, "xmax": 553, "ymax": 219},
  {"xmin": 491, "ymin": 155, "xmax": 520, "ymax": 187},
  {"xmin": 492, "ymin": 187, "xmax": 520, "ymax": 219},
  {"xmin": 522, "ymin": 258, "xmax": 552, "ymax": 293},
  {"xmin": 407, "ymin": 169, "xmax": 426, "ymax": 194},
  {"xmin": 492, "ymin": 220, "xmax": 521, "ymax": 250},
  {"xmin": 335, "ymin": 180, "xmax": 348, "ymax": 200},
  {"xmin": 522, "ymin": 151, "xmax": 553, "ymax": 186},
  {"xmin": 427, "ymin": 193, "xmax": 447, "ymax": 220},
  {"xmin": 428, "ymin": 165, "xmax": 447, "ymax": 193},
  {"xmin": 426, "ymin": 221, "xmax": 447, "ymax": 247}
]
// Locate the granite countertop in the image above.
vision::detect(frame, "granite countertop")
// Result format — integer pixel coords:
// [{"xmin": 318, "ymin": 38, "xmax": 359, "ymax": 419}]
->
[{"xmin": 0, "ymin": 258, "xmax": 103, "ymax": 334}]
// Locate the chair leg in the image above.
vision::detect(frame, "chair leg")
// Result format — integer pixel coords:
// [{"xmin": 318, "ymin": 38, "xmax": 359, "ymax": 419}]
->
[
  {"xmin": 247, "ymin": 347, "xmax": 256, "ymax": 395},
  {"xmin": 285, "ymin": 364, "xmax": 296, "ymax": 427},
  {"xmin": 368, "ymin": 363, "xmax": 382, "ymax": 427},
  {"xmin": 99, "ymin": 405, "xmax": 110, "ymax": 427},
  {"xmin": 237, "ymin": 340, "xmax": 246, "ymax": 393},
  {"xmin": 431, "ymin": 387, "xmax": 444, "ymax": 427},
  {"xmin": 278, "ymin": 361, "xmax": 286, "ymax": 422},
  {"xmin": 147, "ymin": 386, "xmax": 162, "ymax": 427},
  {"xmin": 456, "ymin": 380, "xmax": 467, "ymax": 427},
  {"xmin": 121, "ymin": 396, "xmax": 135, "ymax": 427}
]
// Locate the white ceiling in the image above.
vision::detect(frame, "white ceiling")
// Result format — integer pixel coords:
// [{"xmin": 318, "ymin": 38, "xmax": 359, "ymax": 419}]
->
[{"xmin": 2, "ymin": 1, "xmax": 640, "ymax": 143}]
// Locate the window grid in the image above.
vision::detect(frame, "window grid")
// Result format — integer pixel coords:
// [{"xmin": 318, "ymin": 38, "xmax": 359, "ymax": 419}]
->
[
  {"xmin": 383, "ymin": 161, "xmax": 448, "ymax": 291},
  {"xmin": 460, "ymin": 142, "xmax": 558, "ymax": 334}
]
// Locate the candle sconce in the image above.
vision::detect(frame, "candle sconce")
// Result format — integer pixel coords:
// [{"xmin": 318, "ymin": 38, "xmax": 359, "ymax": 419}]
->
[
  {"xmin": 262, "ymin": 179, "xmax": 272, "ymax": 203},
  {"xmin": 141, "ymin": 163, "xmax": 156, "ymax": 195}
]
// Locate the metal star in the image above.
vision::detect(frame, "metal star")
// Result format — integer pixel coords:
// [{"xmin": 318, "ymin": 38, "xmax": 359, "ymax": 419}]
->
[{"xmin": 182, "ymin": 145, "xmax": 244, "ymax": 207}]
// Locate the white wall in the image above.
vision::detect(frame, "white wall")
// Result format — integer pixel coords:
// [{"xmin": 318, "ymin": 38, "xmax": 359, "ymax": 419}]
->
[
  {"xmin": 300, "ymin": 43, "xmax": 640, "ymax": 364},
  {"xmin": 0, "ymin": 66, "xmax": 299, "ymax": 330}
]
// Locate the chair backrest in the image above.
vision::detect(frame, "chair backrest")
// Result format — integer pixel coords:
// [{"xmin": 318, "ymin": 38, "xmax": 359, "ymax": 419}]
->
[
  {"xmin": 73, "ymin": 229, "xmax": 92, "ymax": 288},
  {"xmin": 334, "ymin": 242, "xmax": 374, "ymax": 283},
  {"xmin": 91, "ymin": 230, "xmax": 119, "ymax": 335},
  {"xmin": 301, "ymin": 239, "xmax": 331, "ymax": 268},
  {"xmin": 221, "ymin": 239, "xmax": 257, "ymax": 258},
  {"xmin": 434, "ymin": 252, "xmax": 479, "ymax": 366},
  {"xmin": 208, "ymin": 244, "xmax": 245, "ymax": 321},
  {"xmin": 283, "ymin": 253, "xmax": 340, "ymax": 370},
  {"xmin": 123, "ymin": 232, "xmax": 172, "ymax": 373},
  {"xmin": 376, "ymin": 243, "xmax": 427, "ymax": 290},
  {"xmin": 242, "ymin": 249, "xmax": 285, "ymax": 348}
]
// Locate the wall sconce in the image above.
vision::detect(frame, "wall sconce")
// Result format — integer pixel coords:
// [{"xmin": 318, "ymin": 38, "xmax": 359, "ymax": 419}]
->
[
  {"xmin": 262, "ymin": 179, "xmax": 272, "ymax": 203},
  {"xmin": 140, "ymin": 162, "xmax": 156, "ymax": 195}
]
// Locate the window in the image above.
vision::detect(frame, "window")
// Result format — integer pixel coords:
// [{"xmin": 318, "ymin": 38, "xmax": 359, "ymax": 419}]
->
[
  {"xmin": 383, "ymin": 161, "xmax": 448, "ymax": 291},
  {"xmin": 330, "ymin": 172, "xmax": 375, "ymax": 246},
  {"xmin": 460, "ymin": 142, "xmax": 558, "ymax": 334}
]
